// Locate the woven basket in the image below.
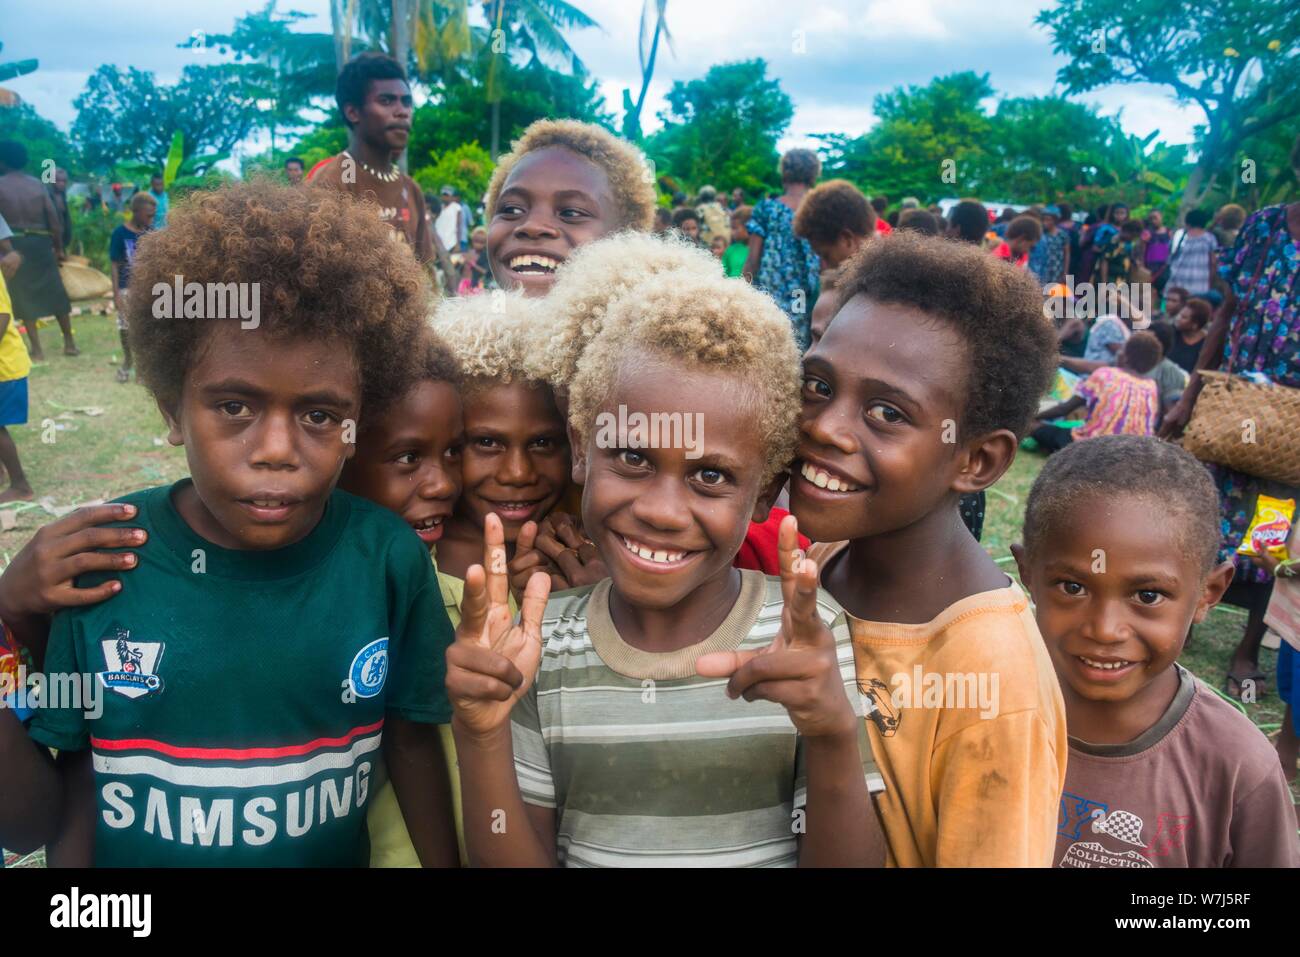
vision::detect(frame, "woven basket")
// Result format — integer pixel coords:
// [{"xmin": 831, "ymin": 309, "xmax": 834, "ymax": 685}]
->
[
  {"xmin": 59, "ymin": 261, "xmax": 112, "ymax": 301},
  {"xmin": 1182, "ymin": 370, "xmax": 1300, "ymax": 486}
]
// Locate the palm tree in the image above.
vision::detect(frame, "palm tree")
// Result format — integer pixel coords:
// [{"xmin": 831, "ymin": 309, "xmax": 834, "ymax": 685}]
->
[
  {"xmin": 483, "ymin": 0, "xmax": 599, "ymax": 158},
  {"xmin": 622, "ymin": 0, "xmax": 673, "ymax": 142}
]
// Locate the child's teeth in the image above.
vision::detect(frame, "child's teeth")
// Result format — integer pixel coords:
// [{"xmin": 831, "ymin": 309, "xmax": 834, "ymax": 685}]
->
[
  {"xmin": 827, "ymin": 477, "xmax": 841, "ymax": 491},
  {"xmin": 800, "ymin": 461, "xmax": 860, "ymax": 492},
  {"xmin": 653, "ymin": 550, "xmax": 667, "ymax": 562}
]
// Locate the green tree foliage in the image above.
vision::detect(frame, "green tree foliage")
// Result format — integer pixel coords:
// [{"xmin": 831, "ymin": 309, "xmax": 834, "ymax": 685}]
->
[
  {"xmin": 411, "ymin": 141, "xmax": 495, "ymax": 202},
  {"xmin": 645, "ymin": 59, "xmax": 793, "ymax": 197},
  {"xmin": 1036, "ymin": 0, "xmax": 1300, "ymax": 219},
  {"xmin": 409, "ymin": 48, "xmax": 612, "ymax": 164},
  {"xmin": 71, "ymin": 64, "xmax": 262, "ymax": 175},
  {"xmin": 0, "ymin": 102, "xmax": 77, "ymax": 174}
]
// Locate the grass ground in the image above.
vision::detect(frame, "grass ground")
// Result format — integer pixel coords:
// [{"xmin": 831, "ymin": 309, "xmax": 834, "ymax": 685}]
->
[{"xmin": 3, "ymin": 311, "xmax": 1294, "ymax": 865}]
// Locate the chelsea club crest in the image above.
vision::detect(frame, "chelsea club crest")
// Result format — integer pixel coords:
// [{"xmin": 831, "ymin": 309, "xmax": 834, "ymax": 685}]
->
[{"xmin": 348, "ymin": 638, "xmax": 389, "ymax": 698}]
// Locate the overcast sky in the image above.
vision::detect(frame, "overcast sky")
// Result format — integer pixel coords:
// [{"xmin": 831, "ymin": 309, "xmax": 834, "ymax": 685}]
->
[{"xmin": 3, "ymin": 0, "xmax": 1204, "ymax": 161}]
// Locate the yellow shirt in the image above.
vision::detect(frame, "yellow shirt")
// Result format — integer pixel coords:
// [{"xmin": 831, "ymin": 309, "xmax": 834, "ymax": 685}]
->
[
  {"xmin": 366, "ymin": 555, "xmax": 517, "ymax": 867},
  {"xmin": 810, "ymin": 540, "xmax": 1067, "ymax": 867},
  {"xmin": 0, "ymin": 274, "xmax": 31, "ymax": 382}
]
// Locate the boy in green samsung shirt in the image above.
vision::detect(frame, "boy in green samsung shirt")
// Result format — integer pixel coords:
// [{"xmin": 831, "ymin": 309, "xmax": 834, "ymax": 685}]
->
[{"xmin": 0, "ymin": 182, "xmax": 458, "ymax": 866}]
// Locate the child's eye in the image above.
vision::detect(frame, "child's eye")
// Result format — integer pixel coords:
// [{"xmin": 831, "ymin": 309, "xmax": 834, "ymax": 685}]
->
[
  {"xmin": 395, "ymin": 452, "xmax": 419, "ymax": 466},
  {"xmin": 801, "ymin": 376, "xmax": 831, "ymax": 399},
  {"xmin": 693, "ymin": 468, "xmax": 727, "ymax": 487},
  {"xmin": 445, "ymin": 444, "xmax": 463, "ymax": 460},
  {"xmin": 1058, "ymin": 581, "xmax": 1085, "ymax": 597},
  {"xmin": 617, "ymin": 450, "xmax": 648, "ymax": 468},
  {"xmin": 1136, "ymin": 590, "xmax": 1164, "ymax": 606},
  {"xmin": 530, "ymin": 436, "xmax": 563, "ymax": 452},
  {"xmin": 218, "ymin": 401, "xmax": 251, "ymax": 417},
  {"xmin": 559, "ymin": 207, "xmax": 589, "ymax": 219},
  {"xmin": 304, "ymin": 410, "xmax": 335, "ymax": 426},
  {"xmin": 865, "ymin": 403, "xmax": 903, "ymax": 424},
  {"xmin": 471, "ymin": 436, "xmax": 499, "ymax": 450},
  {"xmin": 497, "ymin": 204, "xmax": 524, "ymax": 218}
]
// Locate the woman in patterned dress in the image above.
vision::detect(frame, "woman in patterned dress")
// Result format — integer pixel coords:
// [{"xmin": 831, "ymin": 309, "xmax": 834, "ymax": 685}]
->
[
  {"xmin": 741, "ymin": 149, "xmax": 822, "ymax": 351},
  {"xmin": 1162, "ymin": 136, "xmax": 1300, "ymax": 698}
]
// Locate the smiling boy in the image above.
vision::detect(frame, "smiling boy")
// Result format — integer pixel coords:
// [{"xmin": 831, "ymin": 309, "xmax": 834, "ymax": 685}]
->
[
  {"xmin": 447, "ymin": 271, "xmax": 885, "ymax": 867},
  {"xmin": 483, "ymin": 120, "xmax": 657, "ymax": 296},
  {"xmin": 794, "ymin": 232, "xmax": 1066, "ymax": 867},
  {"xmin": 0, "ymin": 183, "xmax": 457, "ymax": 865},
  {"xmin": 1014, "ymin": 436, "xmax": 1299, "ymax": 868}
]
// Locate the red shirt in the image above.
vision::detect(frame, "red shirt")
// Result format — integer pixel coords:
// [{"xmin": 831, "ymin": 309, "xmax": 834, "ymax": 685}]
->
[
  {"xmin": 733, "ymin": 507, "xmax": 811, "ymax": 575},
  {"xmin": 875, "ymin": 219, "xmax": 893, "ymax": 235}
]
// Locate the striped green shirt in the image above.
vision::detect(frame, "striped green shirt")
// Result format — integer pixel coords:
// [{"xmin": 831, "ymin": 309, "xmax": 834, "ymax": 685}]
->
[{"xmin": 510, "ymin": 569, "xmax": 885, "ymax": 867}]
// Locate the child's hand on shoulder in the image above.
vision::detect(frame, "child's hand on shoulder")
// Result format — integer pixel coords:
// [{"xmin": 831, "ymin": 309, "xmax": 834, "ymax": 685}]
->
[
  {"xmin": 447, "ymin": 513, "xmax": 551, "ymax": 740},
  {"xmin": 0, "ymin": 504, "xmax": 145, "ymax": 623},
  {"xmin": 696, "ymin": 515, "xmax": 856, "ymax": 740},
  {"xmin": 533, "ymin": 512, "xmax": 608, "ymax": 589},
  {"xmin": 508, "ymin": 520, "xmax": 568, "ymax": 598}
]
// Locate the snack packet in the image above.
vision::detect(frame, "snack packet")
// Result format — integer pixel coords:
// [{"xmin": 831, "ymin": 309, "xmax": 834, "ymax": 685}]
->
[{"xmin": 1236, "ymin": 494, "xmax": 1295, "ymax": 560}]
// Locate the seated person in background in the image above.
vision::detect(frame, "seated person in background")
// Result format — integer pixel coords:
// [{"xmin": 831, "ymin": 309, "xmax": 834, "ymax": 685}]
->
[
  {"xmin": 1142, "ymin": 321, "xmax": 1189, "ymax": 422},
  {"xmin": 1030, "ymin": 332, "xmax": 1162, "ymax": 454},
  {"xmin": 1167, "ymin": 296, "xmax": 1212, "ymax": 374}
]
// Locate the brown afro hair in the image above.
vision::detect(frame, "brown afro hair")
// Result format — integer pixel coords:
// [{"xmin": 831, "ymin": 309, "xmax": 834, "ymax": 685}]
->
[
  {"xmin": 484, "ymin": 119, "xmax": 657, "ymax": 232},
  {"xmin": 126, "ymin": 180, "xmax": 432, "ymax": 418},
  {"xmin": 793, "ymin": 179, "xmax": 875, "ymax": 245},
  {"xmin": 835, "ymin": 231, "xmax": 1057, "ymax": 439}
]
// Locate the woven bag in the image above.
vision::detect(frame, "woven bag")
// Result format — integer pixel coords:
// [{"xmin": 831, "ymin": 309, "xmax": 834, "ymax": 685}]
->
[
  {"xmin": 59, "ymin": 261, "xmax": 112, "ymax": 301},
  {"xmin": 1182, "ymin": 369, "xmax": 1300, "ymax": 485},
  {"xmin": 1181, "ymin": 224, "xmax": 1300, "ymax": 486}
]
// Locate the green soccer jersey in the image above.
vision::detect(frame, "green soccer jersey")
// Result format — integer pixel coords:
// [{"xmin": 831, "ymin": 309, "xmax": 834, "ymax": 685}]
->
[{"xmin": 29, "ymin": 480, "xmax": 453, "ymax": 867}]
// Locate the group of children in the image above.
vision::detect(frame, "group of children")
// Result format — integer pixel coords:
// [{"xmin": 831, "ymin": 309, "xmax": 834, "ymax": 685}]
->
[{"xmin": 0, "ymin": 112, "xmax": 1296, "ymax": 868}]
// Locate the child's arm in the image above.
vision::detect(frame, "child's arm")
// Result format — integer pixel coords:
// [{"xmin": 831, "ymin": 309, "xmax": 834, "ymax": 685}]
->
[
  {"xmin": 697, "ymin": 516, "xmax": 882, "ymax": 867},
  {"xmin": 45, "ymin": 750, "xmax": 95, "ymax": 867},
  {"xmin": 447, "ymin": 513, "xmax": 555, "ymax": 866},
  {"xmin": 0, "ymin": 708, "xmax": 66, "ymax": 853},
  {"xmin": 1035, "ymin": 395, "xmax": 1086, "ymax": 422},
  {"xmin": 0, "ymin": 504, "xmax": 144, "ymax": 666},
  {"xmin": 742, "ymin": 234, "xmax": 764, "ymax": 284},
  {"xmin": 384, "ymin": 716, "xmax": 459, "ymax": 866}
]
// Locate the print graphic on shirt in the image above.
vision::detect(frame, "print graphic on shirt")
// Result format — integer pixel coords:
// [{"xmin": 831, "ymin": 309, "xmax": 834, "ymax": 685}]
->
[
  {"xmin": 856, "ymin": 677, "xmax": 899, "ymax": 736},
  {"xmin": 1146, "ymin": 813, "xmax": 1193, "ymax": 857},
  {"xmin": 99, "ymin": 630, "xmax": 165, "ymax": 699},
  {"xmin": 1058, "ymin": 791, "xmax": 1107, "ymax": 840},
  {"xmin": 347, "ymin": 638, "xmax": 389, "ymax": 699},
  {"xmin": 1057, "ymin": 791, "xmax": 1194, "ymax": 867}
]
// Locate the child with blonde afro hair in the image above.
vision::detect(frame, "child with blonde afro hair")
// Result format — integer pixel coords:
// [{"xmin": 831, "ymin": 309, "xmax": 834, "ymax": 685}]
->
[{"xmin": 484, "ymin": 119, "xmax": 659, "ymax": 297}]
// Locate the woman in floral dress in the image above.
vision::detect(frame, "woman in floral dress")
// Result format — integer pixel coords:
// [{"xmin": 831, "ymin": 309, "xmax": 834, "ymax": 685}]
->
[{"xmin": 1163, "ymin": 136, "xmax": 1300, "ymax": 698}]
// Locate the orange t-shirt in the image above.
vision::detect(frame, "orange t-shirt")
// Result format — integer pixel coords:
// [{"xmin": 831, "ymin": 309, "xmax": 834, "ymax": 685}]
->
[{"xmin": 809, "ymin": 540, "xmax": 1067, "ymax": 867}]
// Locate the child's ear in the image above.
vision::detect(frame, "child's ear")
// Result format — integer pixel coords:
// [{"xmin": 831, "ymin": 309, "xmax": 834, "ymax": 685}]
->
[
  {"xmin": 1009, "ymin": 543, "xmax": 1032, "ymax": 592},
  {"xmin": 157, "ymin": 397, "xmax": 184, "ymax": 447},
  {"xmin": 952, "ymin": 428, "xmax": 1018, "ymax": 494},
  {"xmin": 751, "ymin": 471, "xmax": 788, "ymax": 524},
  {"xmin": 1192, "ymin": 560, "xmax": 1236, "ymax": 624},
  {"xmin": 567, "ymin": 421, "xmax": 588, "ymax": 485}
]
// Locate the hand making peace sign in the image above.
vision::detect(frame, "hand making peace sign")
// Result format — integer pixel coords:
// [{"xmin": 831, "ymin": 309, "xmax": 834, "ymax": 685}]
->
[
  {"xmin": 695, "ymin": 514, "xmax": 857, "ymax": 739},
  {"xmin": 445, "ymin": 512, "xmax": 553, "ymax": 737}
]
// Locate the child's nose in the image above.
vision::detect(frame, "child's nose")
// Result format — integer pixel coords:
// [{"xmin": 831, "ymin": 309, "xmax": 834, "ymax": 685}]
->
[
  {"xmin": 629, "ymin": 476, "xmax": 692, "ymax": 532},
  {"xmin": 498, "ymin": 447, "xmax": 537, "ymax": 485},
  {"xmin": 250, "ymin": 412, "xmax": 300, "ymax": 469},
  {"xmin": 418, "ymin": 465, "xmax": 457, "ymax": 500},
  {"xmin": 1085, "ymin": 600, "xmax": 1134, "ymax": 645},
  {"xmin": 801, "ymin": 406, "xmax": 857, "ymax": 455}
]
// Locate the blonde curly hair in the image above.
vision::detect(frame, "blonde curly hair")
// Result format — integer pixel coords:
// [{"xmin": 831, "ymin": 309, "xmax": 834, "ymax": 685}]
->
[
  {"xmin": 526, "ymin": 230, "xmax": 724, "ymax": 388},
  {"xmin": 430, "ymin": 289, "xmax": 548, "ymax": 392},
  {"xmin": 484, "ymin": 119, "xmax": 657, "ymax": 233},
  {"xmin": 568, "ymin": 272, "xmax": 802, "ymax": 486}
]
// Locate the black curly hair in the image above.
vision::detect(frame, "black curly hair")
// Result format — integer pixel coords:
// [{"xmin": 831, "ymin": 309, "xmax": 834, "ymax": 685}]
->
[
  {"xmin": 835, "ymin": 230, "xmax": 1057, "ymax": 439},
  {"xmin": 1023, "ymin": 434, "xmax": 1221, "ymax": 572},
  {"xmin": 793, "ymin": 179, "xmax": 875, "ymax": 244},
  {"xmin": 125, "ymin": 179, "xmax": 432, "ymax": 419},
  {"xmin": 336, "ymin": 52, "xmax": 408, "ymax": 128}
]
